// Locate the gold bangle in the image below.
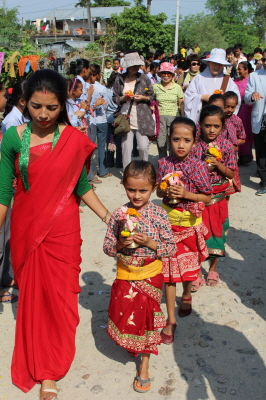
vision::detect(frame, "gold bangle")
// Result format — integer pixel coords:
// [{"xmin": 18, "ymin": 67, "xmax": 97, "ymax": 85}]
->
[{"xmin": 102, "ymin": 210, "xmax": 109, "ymax": 222}]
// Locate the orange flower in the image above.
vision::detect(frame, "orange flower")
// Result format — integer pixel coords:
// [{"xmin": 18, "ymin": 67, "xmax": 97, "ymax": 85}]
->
[
  {"xmin": 213, "ymin": 89, "xmax": 224, "ymax": 94},
  {"xmin": 160, "ymin": 181, "xmax": 168, "ymax": 190},
  {"xmin": 127, "ymin": 208, "xmax": 140, "ymax": 218}
]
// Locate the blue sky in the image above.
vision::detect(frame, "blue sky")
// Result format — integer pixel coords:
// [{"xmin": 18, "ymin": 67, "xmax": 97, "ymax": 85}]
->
[{"xmin": 9, "ymin": 0, "xmax": 206, "ymax": 22}]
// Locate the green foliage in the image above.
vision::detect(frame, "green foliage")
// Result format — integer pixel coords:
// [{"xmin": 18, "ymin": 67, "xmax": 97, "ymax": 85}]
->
[
  {"xmin": 205, "ymin": 0, "xmax": 260, "ymax": 52},
  {"xmin": 248, "ymin": 0, "xmax": 266, "ymax": 42},
  {"xmin": 111, "ymin": 5, "xmax": 174, "ymax": 53},
  {"xmin": 0, "ymin": 6, "xmax": 21, "ymax": 50},
  {"xmin": 75, "ymin": 0, "xmax": 130, "ymax": 7},
  {"xmin": 179, "ymin": 13, "xmax": 228, "ymax": 52}
]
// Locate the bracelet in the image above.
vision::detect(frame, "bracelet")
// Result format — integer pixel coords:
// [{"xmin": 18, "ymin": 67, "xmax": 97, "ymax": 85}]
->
[{"xmin": 102, "ymin": 210, "xmax": 109, "ymax": 222}]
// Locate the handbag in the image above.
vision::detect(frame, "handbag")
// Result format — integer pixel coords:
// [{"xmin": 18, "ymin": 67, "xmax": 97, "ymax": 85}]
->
[{"xmin": 113, "ymin": 81, "xmax": 139, "ymax": 137}]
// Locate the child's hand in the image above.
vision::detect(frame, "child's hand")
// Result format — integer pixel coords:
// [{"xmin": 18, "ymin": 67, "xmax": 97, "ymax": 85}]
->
[
  {"xmin": 75, "ymin": 110, "xmax": 85, "ymax": 119},
  {"xmin": 118, "ymin": 235, "xmax": 133, "ymax": 248},
  {"xmin": 133, "ymin": 233, "xmax": 149, "ymax": 246},
  {"xmin": 80, "ymin": 100, "xmax": 88, "ymax": 109},
  {"xmin": 208, "ymin": 156, "xmax": 220, "ymax": 166},
  {"xmin": 169, "ymin": 183, "xmax": 187, "ymax": 199},
  {"xmin": 94, "ymin": 97, "xmax": 107, "ymax": 108},
  {"xmin": 87, "ymin": 86, "xmax": 94, "ymax": 97}
]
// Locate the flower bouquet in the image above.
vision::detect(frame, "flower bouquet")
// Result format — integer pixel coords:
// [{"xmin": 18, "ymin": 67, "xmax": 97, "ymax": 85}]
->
[
  {"xmin": 119, "ymin": 206, "xmax": 141, "ymax": 248},
  {"xmin": 205, "ymin": 145, "xmax": 223, "ymax": 170},
  {"xmin": 125, "ymin": 90, "xmax": 134, "ymax": 97},
  {"xmin": 159, "ymin": 171, "xmax": 183, "ymax": 204}
]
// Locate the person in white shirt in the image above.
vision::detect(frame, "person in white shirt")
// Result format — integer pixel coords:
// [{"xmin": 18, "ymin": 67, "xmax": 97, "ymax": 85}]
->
[
  {"xmin": 234, "ymin": 43, "xmax": 247, "ymax": 66},
  {"xmin": 1, "ymin": 81, "xmax": 29, "ymax": 133}
]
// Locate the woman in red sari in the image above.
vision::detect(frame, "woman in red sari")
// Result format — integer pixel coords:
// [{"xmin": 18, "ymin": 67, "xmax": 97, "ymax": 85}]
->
[{"xmin": 0, "ymin": 70, "xmax": 111, "ymax": 400}]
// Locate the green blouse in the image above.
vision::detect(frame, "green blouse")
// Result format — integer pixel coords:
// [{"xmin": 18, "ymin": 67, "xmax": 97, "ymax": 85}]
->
[{"xmin": 0, "ymin": 126, "xmax": 92, "ymax": 207}]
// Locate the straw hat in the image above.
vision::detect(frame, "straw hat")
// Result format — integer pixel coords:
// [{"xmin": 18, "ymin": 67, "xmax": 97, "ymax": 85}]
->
[
  {"xmin": 158, "ymin": 62, "xmax": 175, "ymax": 76},
  {"xmin": 202, "ymin": 48, "xmax": 231, "ymax": 66},
  {"xmin": 123, "ymin": 52, "xmax": 145, "ymax": 68}
]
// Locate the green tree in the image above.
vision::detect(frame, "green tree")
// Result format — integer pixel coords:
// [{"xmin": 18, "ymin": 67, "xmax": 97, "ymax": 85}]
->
[
  {"xmin": 248, "ymin": 0, "xmax": 266, "ymax": 42},
  {"xmin": 179, "ymin": 13, "xmax": 228, "ymax": 52},
  {"xmin": 111, "ymin": 5, "xmax": 174, "ymax": 52},
  {"xmin": 75, "ymin": 0, "xmax": 130, "ymax": 7},
  {"xmin": 206, "ymin": 0, "xmax": 259, "ymax": 51},
  {"xmin": 0, "ymin": 6, "xmax": 21, "ymax": 49}
]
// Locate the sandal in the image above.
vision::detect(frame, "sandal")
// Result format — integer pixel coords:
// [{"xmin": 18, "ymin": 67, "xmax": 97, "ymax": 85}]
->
[
  {"xmin": 178, "ymin": 296, "xmax": 192, "ymax": 318},
  {"xmin": 133, "ymin": 371, "xmax": 151, "ymax": 393},
  {"xmin": 89, "ymin": 177, "xmax": 102, "ymax": 184},
  {"xmin": 40, "ymin": 388, "xmax": 58, "ymax": 400},
  {"xmin": 0, "ymin": 292, "xmax": 18, "ymax": 303},
  {"xmin": 206, "ymin": 271, "xmax": 219, "ymax": 287},
  {"xmin": 191, "ymin": 277, "xmax": 205, "ymax": 292},
  {"xmin": 160, "ymin": 322, "xmax": 177, "ymax": 345},
  {"xmin": 99, "ymin": 172, "xmax": 112, "ymax": 178}
]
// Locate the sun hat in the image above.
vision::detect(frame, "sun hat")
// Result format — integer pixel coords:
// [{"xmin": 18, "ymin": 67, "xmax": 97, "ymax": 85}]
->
[
  {"xmin": 158, "ymin": 62, "xmax": 175, "ymax": 76},
  {"xmin": 123, "ymin": 52, "xmax": 145, "ymax": 68},
  {"xmin": 202, "ymin": 48, "xmax": 231, "ymax": 66}
]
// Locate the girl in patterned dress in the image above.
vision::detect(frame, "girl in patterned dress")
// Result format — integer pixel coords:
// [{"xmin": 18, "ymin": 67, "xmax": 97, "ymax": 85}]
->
[
  {"xmin": 157, "ymin": 117, "xmax": 212, "ymax": 344},
  {"xmin": 193, "ymin": 105, "xmax": 237, "ymax": 287},
  {"xmin": 103, "ymin": 160, "xmax": 175, "ymax": 393}
]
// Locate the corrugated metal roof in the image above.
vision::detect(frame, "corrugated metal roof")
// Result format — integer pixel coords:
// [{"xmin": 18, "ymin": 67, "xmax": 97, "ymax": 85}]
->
[{"xmin": 32, "ymin": 6, "xmax": 129, "ymax": 21}]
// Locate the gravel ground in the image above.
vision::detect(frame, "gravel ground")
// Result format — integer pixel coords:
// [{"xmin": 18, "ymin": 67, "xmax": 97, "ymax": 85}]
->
[{"xmin": 0, "ymin": 142, "xmax": 265, "ymax": 400}]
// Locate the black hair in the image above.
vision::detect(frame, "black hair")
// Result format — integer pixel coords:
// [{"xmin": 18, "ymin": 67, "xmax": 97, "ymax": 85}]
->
[
  {"xmin": 239, "ymin": 61, "xmax": 253, "ymax": 74},
  {"xmin": 105, "ymin": 59, "xmax": 111, "ymax": 64},
  {"xmin": 254, "ymin": 47, "xmax": 262, "ymax": 54},
  {"xmin": 199, "ymin": 105, "xmax": 225, "ymax": 127},
  {"xmin": 122, "ymin": 160, "xmax": 157, "ymax": 187},
  {"xmin": 23, "ymin": 69, "xmax": 70, "ymax": 125},
  {"xmin": 146, "ymin": 51, "xmax": 154, "ymax": 60},
  {"xmin": 4, "ymin": 80, "xmax": 27, "ymax": 117},
  {"xmin": 68, "ymin": 58, "xmax": 89, "ymax": 75},
  {"xmin": 169, "ymin": 116, "xmax": 196, "ymax": 140},
  {"xmin": 234, "ymin": 43, "xmax": 243, "ymax": 50},
  {"xmin": 247, "ymin": 53, "xmax": 254, "ymax": 58},
  {"xmin": 66, "ymin": 77, "xmax": 82, "ymax": 92},
  {"xmin": 209, "ymin": 93, "xmax": 225, "ymax": 105},
  {"xmin": 149, "ymin": 61, "xmax": 159, "ymax": 72},
  {"xmin": 187, "ymin": 54, "xmax": 201, "ymax": 67},
  {"xmin": 113, "ymin": 58, "xmax": 121, "ymax": 64},
  {"xmin": 154, "ymin": 50, "xmax": 165, "ymax": 60},
  {"xmin": 177, "ymin": 59, "xmax": 189, "ymax": 70},
  {"xmin": 223, "ymin": 90, "xmax": 238, "ymax": 105},
  {"xmin": 90, "ymin": 63, "xmax": 101, "ymax": 75},
  {"xmin": 226, "ymin": 47, "xmax": 235, "ymax": 56},
  {"xmin": 106, "ymin": 71, "xmax": 119, "ymax": 88}
]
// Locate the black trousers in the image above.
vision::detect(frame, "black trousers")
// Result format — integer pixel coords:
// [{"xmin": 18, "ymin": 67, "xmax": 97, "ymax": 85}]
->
[{"xmin": 254, "ymin": 129, "xmax": 266, "ymax": 187}]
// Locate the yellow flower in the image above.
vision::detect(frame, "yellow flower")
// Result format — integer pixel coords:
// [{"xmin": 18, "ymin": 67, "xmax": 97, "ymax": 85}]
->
[
  {"xmin": 144, "ymin": 87, "xmax": 149, "ymax": 90},
  {"xmin": 206, "ymin": 158, "xmax": 212, "ymax": 164},
  {"xmin": 160, "ymin": 181, "xmax": 168, "ymax": 190},
  {"xmin": 121, "ymin": 230, "xmax": 131, "ymax": 237}
]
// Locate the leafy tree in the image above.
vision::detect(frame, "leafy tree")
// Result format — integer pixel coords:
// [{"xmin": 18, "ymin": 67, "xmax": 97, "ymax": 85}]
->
[
  {"xmin": 205, "ymin": 0, "xmax": 259, "ymax": 51},
  {"xmin": 179, "ymin": 13, "xmax": 228, "ymax": 52},
  {"xmin": 111, "ymin": 5, "xmax": 174, "ymax": 52},
  {"xmin": 0, "ymin": 6, "xmax": 21, "ymax": 49},
  {"xmin": 248, "ymin": 0, "xmax": 266, "ymax": 42},
  {"xmin": 75, "ymin": 0, "xmax": 130, "ymax": 7}
]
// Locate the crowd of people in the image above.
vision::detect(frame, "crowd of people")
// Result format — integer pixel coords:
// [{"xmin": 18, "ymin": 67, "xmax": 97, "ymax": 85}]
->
[{"xmin": 0, "ymin": 42, "xmax": 265, "ymax": 399}]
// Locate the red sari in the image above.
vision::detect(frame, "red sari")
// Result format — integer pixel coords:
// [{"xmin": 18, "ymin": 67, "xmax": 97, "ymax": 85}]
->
[{"xmin": 10, "ymin": 126, "xmax": 95, "ymax": 392}]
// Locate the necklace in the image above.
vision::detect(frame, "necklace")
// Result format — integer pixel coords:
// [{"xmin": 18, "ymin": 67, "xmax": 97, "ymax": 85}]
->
[{"xmin": 18, "ymin": 121, "xmax": 60, "ymax": 191}]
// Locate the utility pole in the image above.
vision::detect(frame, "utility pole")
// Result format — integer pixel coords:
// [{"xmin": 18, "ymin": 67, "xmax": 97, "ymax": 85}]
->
[
  {"xmin": 147, "ymin": 0, "xmax": 152, "ymax": 14},
  {"xmin": 86, "ymin": 0, "xmax": 94, "ymax": 43},
  {"xmin": 174, "ymin": 0, "xmax": 180, "ymax": 54}
]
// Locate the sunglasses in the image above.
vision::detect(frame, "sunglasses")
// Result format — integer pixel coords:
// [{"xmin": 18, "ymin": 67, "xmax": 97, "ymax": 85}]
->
[
  {"xmin": 160, "ymin": 72, "xmax": 173, "ymax": 76},
  {"xmin": 191, "ymin": 62, "xmax": 200, "ymax": 66}
]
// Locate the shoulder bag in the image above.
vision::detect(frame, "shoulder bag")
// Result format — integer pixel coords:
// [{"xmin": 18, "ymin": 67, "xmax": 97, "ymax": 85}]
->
[{"xmin": 113, "ymin": 81, "xmax": 139, "ymax": 137}]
